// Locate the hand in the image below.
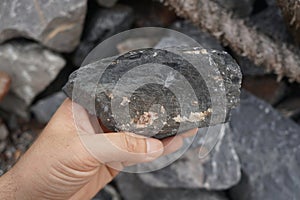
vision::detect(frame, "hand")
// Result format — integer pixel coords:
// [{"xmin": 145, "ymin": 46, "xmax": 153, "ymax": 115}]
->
[{"xmin": 0, "ymin": 99, "xmax": 197, "ymax": 200}]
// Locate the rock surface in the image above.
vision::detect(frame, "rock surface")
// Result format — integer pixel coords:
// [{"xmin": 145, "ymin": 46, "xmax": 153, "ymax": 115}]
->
[
  {"xmin": 0, "ymin": 121, "xmax": 9, "ymax": 153},
  {"xmin": 137, "ymin": 123, "xmax": 241, "ymax": 189},
  {"xmin": 0, "ymin": 0, "xmax": 87, "ymax": 52},
  {"xmin": 96, "ymin": 0, "xmax": 118, "ymax": 8},
  {"xmin": 0, "ymin": 71, "xmax": 11, "ymax": 101},
  {"xmin": 63, "ymin": 47, "xmax": 242, "ymax": 139},
  {"xmin": 92, "ymin": 185, "xmax": 121, "ymax": 200},
  {"xmin": 229, "ymin": 90, "xmax": 300, "ymax": 200},
  {"xmin": 73, "ymin": 4, "xmax": 134, "ymax": 66},
  {"xmin": 116, "ymin": 173, "xmax": 229, "ymax": 200},
  {"xmin": 0, "ymin": 41, "xmax": 65, "ymax": 118},
  {"xmin": 31, "ymin": 92, "xmax": 66, "ymax": 124},
  {"xmin": 214, "ymin": 0, "xmax": 255, "ymax": 17}
]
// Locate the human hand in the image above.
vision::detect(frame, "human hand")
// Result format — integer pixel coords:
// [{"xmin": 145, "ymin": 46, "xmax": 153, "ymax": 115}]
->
[{"xmin": 0, "ymin": 98, "xmax": 197, "ymax": 200}]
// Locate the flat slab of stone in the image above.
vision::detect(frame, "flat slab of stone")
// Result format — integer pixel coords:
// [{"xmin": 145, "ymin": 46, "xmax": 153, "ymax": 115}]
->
[
  {"xmin": 137, "ymin": 123, "xmax": 241, "ymax": 190},
  {"xmin": 0, "ymin": 0, "xmax": 87, "ymax": 52},
  {"xmin": 64, "ymin": 47, "xmax": 242, "ymax": 139},
  {"xmin": 116, "ymin": 173, "xmax": 229, "ymax": 200},
  {"xmin": 229, "ymin": 90, "xmax": 300, "ymax": 200}
]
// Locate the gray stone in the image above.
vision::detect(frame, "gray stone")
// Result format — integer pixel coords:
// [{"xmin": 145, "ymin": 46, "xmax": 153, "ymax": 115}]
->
[
  {"xmin": 96, "ymin": 0, "xmax": 118, "ymax": 8},
  {"xmin": 73, "ymin": 5, "xmax": 134, "ymax": 66},
  {"xmin": 0, "ymin": 121, "xmax": 8, "ymax": 141},
  {"xmin": 229, "ymin": 90, "xmax": 300, "ymax": 200},
  {"xmin": 214, "ymin": 0, "xmax": 255, "ymax": 17},
  {"xmin": 0, "ymin": 0, "xmax": 87, "ymax": 52},
  {"xmin": 92, "ymin": 185, "xmax": 121, "ymax": 200},
  {"xmin": 116, "ymin": 173, "xmax": 229, "ymax": 200},
  {"xmin": 31, "ymin": 92, "xmax": 66, "ymax": 124},
  {"xmin": 249, "ymin": 6, "xmax": 293, "ymax": 44},
  {"xmin": 137, "ymin": 123, "xmax": 241, "ymax": 189},
  {"xmin": 170, "ymin": 21, "xmax": 223, "ymax": 51},
  {"xmin": 0, "ymin": 41, "xmax": 65, "ymax": 118},
  {"xmin": 63, "ymin": 47, "xmax": 242, "ymax": 139},
  {"xmin": 0, "ymin": 71, "xmax": 11, "ymax": 101},
  {"xmin": 0, "ymin": 93, "xmax": 30, "ymax": 119}
]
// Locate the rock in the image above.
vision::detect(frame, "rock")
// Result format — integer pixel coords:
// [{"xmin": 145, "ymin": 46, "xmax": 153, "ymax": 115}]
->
[
  {"xmin": 169, "ymin": 21, "xmax": 223, "ymax": 51},
  {"xmin": 276, "ymin": 96, "xmax": 300, "ymax": 119},
  {"xmin": 96, "ymin": 0, "xmax": 118, "ymax": 8},
  {"xmin": 0, "ymin": 120, "xmax": 9, "ymax": 141},
  {"xmin": 0, "ymin": 93, "xmax": 30, "ymax": 119},
  {"xmin": 0, "ymin": 41, "xmax": 65, "ymax": 117},
  {"xmin": 92, "ymin": 185, "xmax": 121, "ymax": 200},
  {"xmin": 116, "ymin": 173, "xmax": 229, "ymax": 200},
  {"xmin": 249, "ymin": 6, "xmax": 293, "ymax": 44},
  {"xmin": 229, "ymin": 90, "xmax": 300, "ymax": 200},
  {"xmin": 137, "ymin": 123, "xmax": 241, "ymax": 189},
  {"xmin": 31, "ymin": 92, "xmax": 66, "ymax": 124},
  {"xmin": 63, "ymin": 47, "xmax": 242, "ymax": 139},
  {"xmin": 117, "ymin": 38, "xmax": 159, "ymax": 54},
  {"xmin": 234, "ymin": 55, "xmax": 267, "ymax": 76},
  {"xmin": 0, "ymin": 0, "xmax": 87, "ymax": 52},
  {"xmin": 125, "ymin": 0, "xmax": 177, "ymax": 27},
  {"xmin": 214, "ymin": 0, "xmax": 255, "ymax": 17},
  {"xmin": 73, "ymin": 4, "xmax": 134, "ymax": 66},
  {"xmin": 242, "ymin": 75, "xmax": 287, "ymax": 105},
  {"xmin": 0, "ymin": 71, "xmax": 11, "ymax": 101}
]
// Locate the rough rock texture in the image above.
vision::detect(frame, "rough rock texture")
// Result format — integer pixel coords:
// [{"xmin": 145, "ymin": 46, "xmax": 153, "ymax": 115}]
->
[
  {"xmin": 0, "ymin": 121, "xmax": 9, "ymax": 153},
  {"xmin": 63, "ymin": 47, "xmax": 242, "ymax": 139},
  {"xmin": 31, "ymin": 92, "xmax": 66, "ymax": 124},
  {"xmin": 73, "ymin": 4, "xmax": 134, "ymax": 66},
  {"xmin": 229, "ymin": 90, "xmax": 300, "ymax": 200},
  {"xmin": 137, "ymin": 123, "xmax": 241, "ymax": 189},
  {"xmin": 92, "ymin": 185, "xmax": 120, "ymax": 200},
  {"xmin": 96, "ymin": 0, "xmax": 118, "ymax": 8},
  {"xmin": 0, "ymin": 71, "xmax": 11, "ymax": 101},
  {"xmin": 214, "ymin": 0, "xmax": 255, "ymax": 17},
  {"xmin": 116, "ymin": 173, "xmax": 229, "ymax": 200},
  {"xmin": 0, "ymin": 41, "xmax": 65, "ymax": 118},
  {"xmin": 0, "ymin": 0, "xmax": 87, "ymax": 52}
]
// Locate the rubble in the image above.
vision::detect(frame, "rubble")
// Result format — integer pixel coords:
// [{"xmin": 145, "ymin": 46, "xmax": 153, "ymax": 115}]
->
[{"xmin": 0, "ymin": 0, "xmax": 87, "ymax": 52}]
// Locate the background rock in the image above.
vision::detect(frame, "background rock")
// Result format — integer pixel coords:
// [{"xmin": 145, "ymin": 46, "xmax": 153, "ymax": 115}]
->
[
  {"xmin": 0, "ymin": 0, "xmax": 87, "ymax": 52},
  {"xmin": 96, "ymin": 0, "xmax": 118, "ymax": 8},
  {"xmin": 31, "ymin": 92, "xmax": 66, "ymax": 124},
  {"xmin": 116, "ymin": 173, "xmax": 229, "ymax": 200},
  {"xmin": 214, "ymin": 0, "xmax": 255, "ymax": 17},
  {"xmin": 229, "ymin": 90, "xmax": 300, "ymax": 200},
  {"xmin": 92, "ymin": 185, "xmax": 121, "ymax": 200},
  {"xmin": 0, "ymin": 41, "xmax": 65, "ymax": 118},
  {"xmin": 73, "ymin": 4, "xmax": 134, "ymax": 66},
  {"xmin": 137, "ymin": 123, "xmax": 241, "ymax": 190}
]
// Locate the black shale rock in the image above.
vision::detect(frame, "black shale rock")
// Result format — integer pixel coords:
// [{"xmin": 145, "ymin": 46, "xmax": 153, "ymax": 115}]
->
[
  {"xmin": 229, "ymin": 91, "xmax": 300, "ymax": 200},
  {"xmin": 63, "ymin": 47, "xmax": 242, "ymax": 139}
]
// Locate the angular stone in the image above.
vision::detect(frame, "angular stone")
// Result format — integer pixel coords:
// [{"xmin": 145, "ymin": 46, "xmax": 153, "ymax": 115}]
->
[
  {"xmin": 249, "ymin": 6, "xmax": 293, "ymax": 44},
  {"xmin": 229, "ymin": 90, "xmax": 300, "ymax": 200},
  {"xmin": 116, "ymin": 173, "xmax": 229, "ymax": 200},
  {"xmin": 63, "ymin": 47, "xmax": 242, "ymax": 139},
  {"xmin": 137, "ymin": 123, "xmax": 241, "ymax": 190},
  {"xmin": 0, "ymin": 0, "xmax": 87, "ymax": 52},
  {"xmin": 170, "ymin": 21, "xmax": 223, "ymax": 51},
  {"xmin": 0, "ymin": 41, "xmax": 65, "ymax": 118},
  {"xmin": 0, "ymin": 71, "xmax": 11, "ymax": 101},
  {"xmin": 31, "ymin": 92, "xmax": 66, "ymax": 124},
  {"xmin": 214, "ymin": 0, "xmax": 255, "ymax": 17},
  {"xmin": 92, "ymin": 185, "xmax": 121, "ymax": 200},
  {"xmin": 73, "ymin": 4, "xmax": 134, "ymax": 66},
  {"xmin": 96, "ymin": 0, "xmax": 118, "ymax": 8}
]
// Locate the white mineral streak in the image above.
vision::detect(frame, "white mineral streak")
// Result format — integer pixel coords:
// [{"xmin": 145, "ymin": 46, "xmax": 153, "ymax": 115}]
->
[{"xmin": 173, "ymin": 108, "xmax": 212, "ymax": 123}]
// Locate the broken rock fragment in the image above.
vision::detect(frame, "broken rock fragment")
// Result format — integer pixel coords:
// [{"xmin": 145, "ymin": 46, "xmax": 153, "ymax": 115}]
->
[
  {"xmin": 0, "ymin": 41, "xmax": 65, "ymax": 118},
  {"xmin": 0, "ymin": 0, "xmax": 87, "ymax": 52},
  {"xmin": 63, "ymin": 47, "xmax": 242, "ymax": 139}
]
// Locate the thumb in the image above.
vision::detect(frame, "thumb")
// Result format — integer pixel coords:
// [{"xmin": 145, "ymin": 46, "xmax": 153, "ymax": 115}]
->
[{"xmin": 79, "ymin": 132, "xmax": 164, "ymax": 164}]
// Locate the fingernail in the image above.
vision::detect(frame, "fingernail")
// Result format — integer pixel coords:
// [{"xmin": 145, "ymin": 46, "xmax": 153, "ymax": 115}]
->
[{"xmin": 146, "ymin": 138, "xmax": 163, "ymax": 153}]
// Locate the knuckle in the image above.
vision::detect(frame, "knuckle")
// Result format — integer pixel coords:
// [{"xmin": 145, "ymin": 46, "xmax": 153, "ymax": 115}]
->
[{"xmin": 123, "ymin": 133, "xmax": 140, "ymax": 153}]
